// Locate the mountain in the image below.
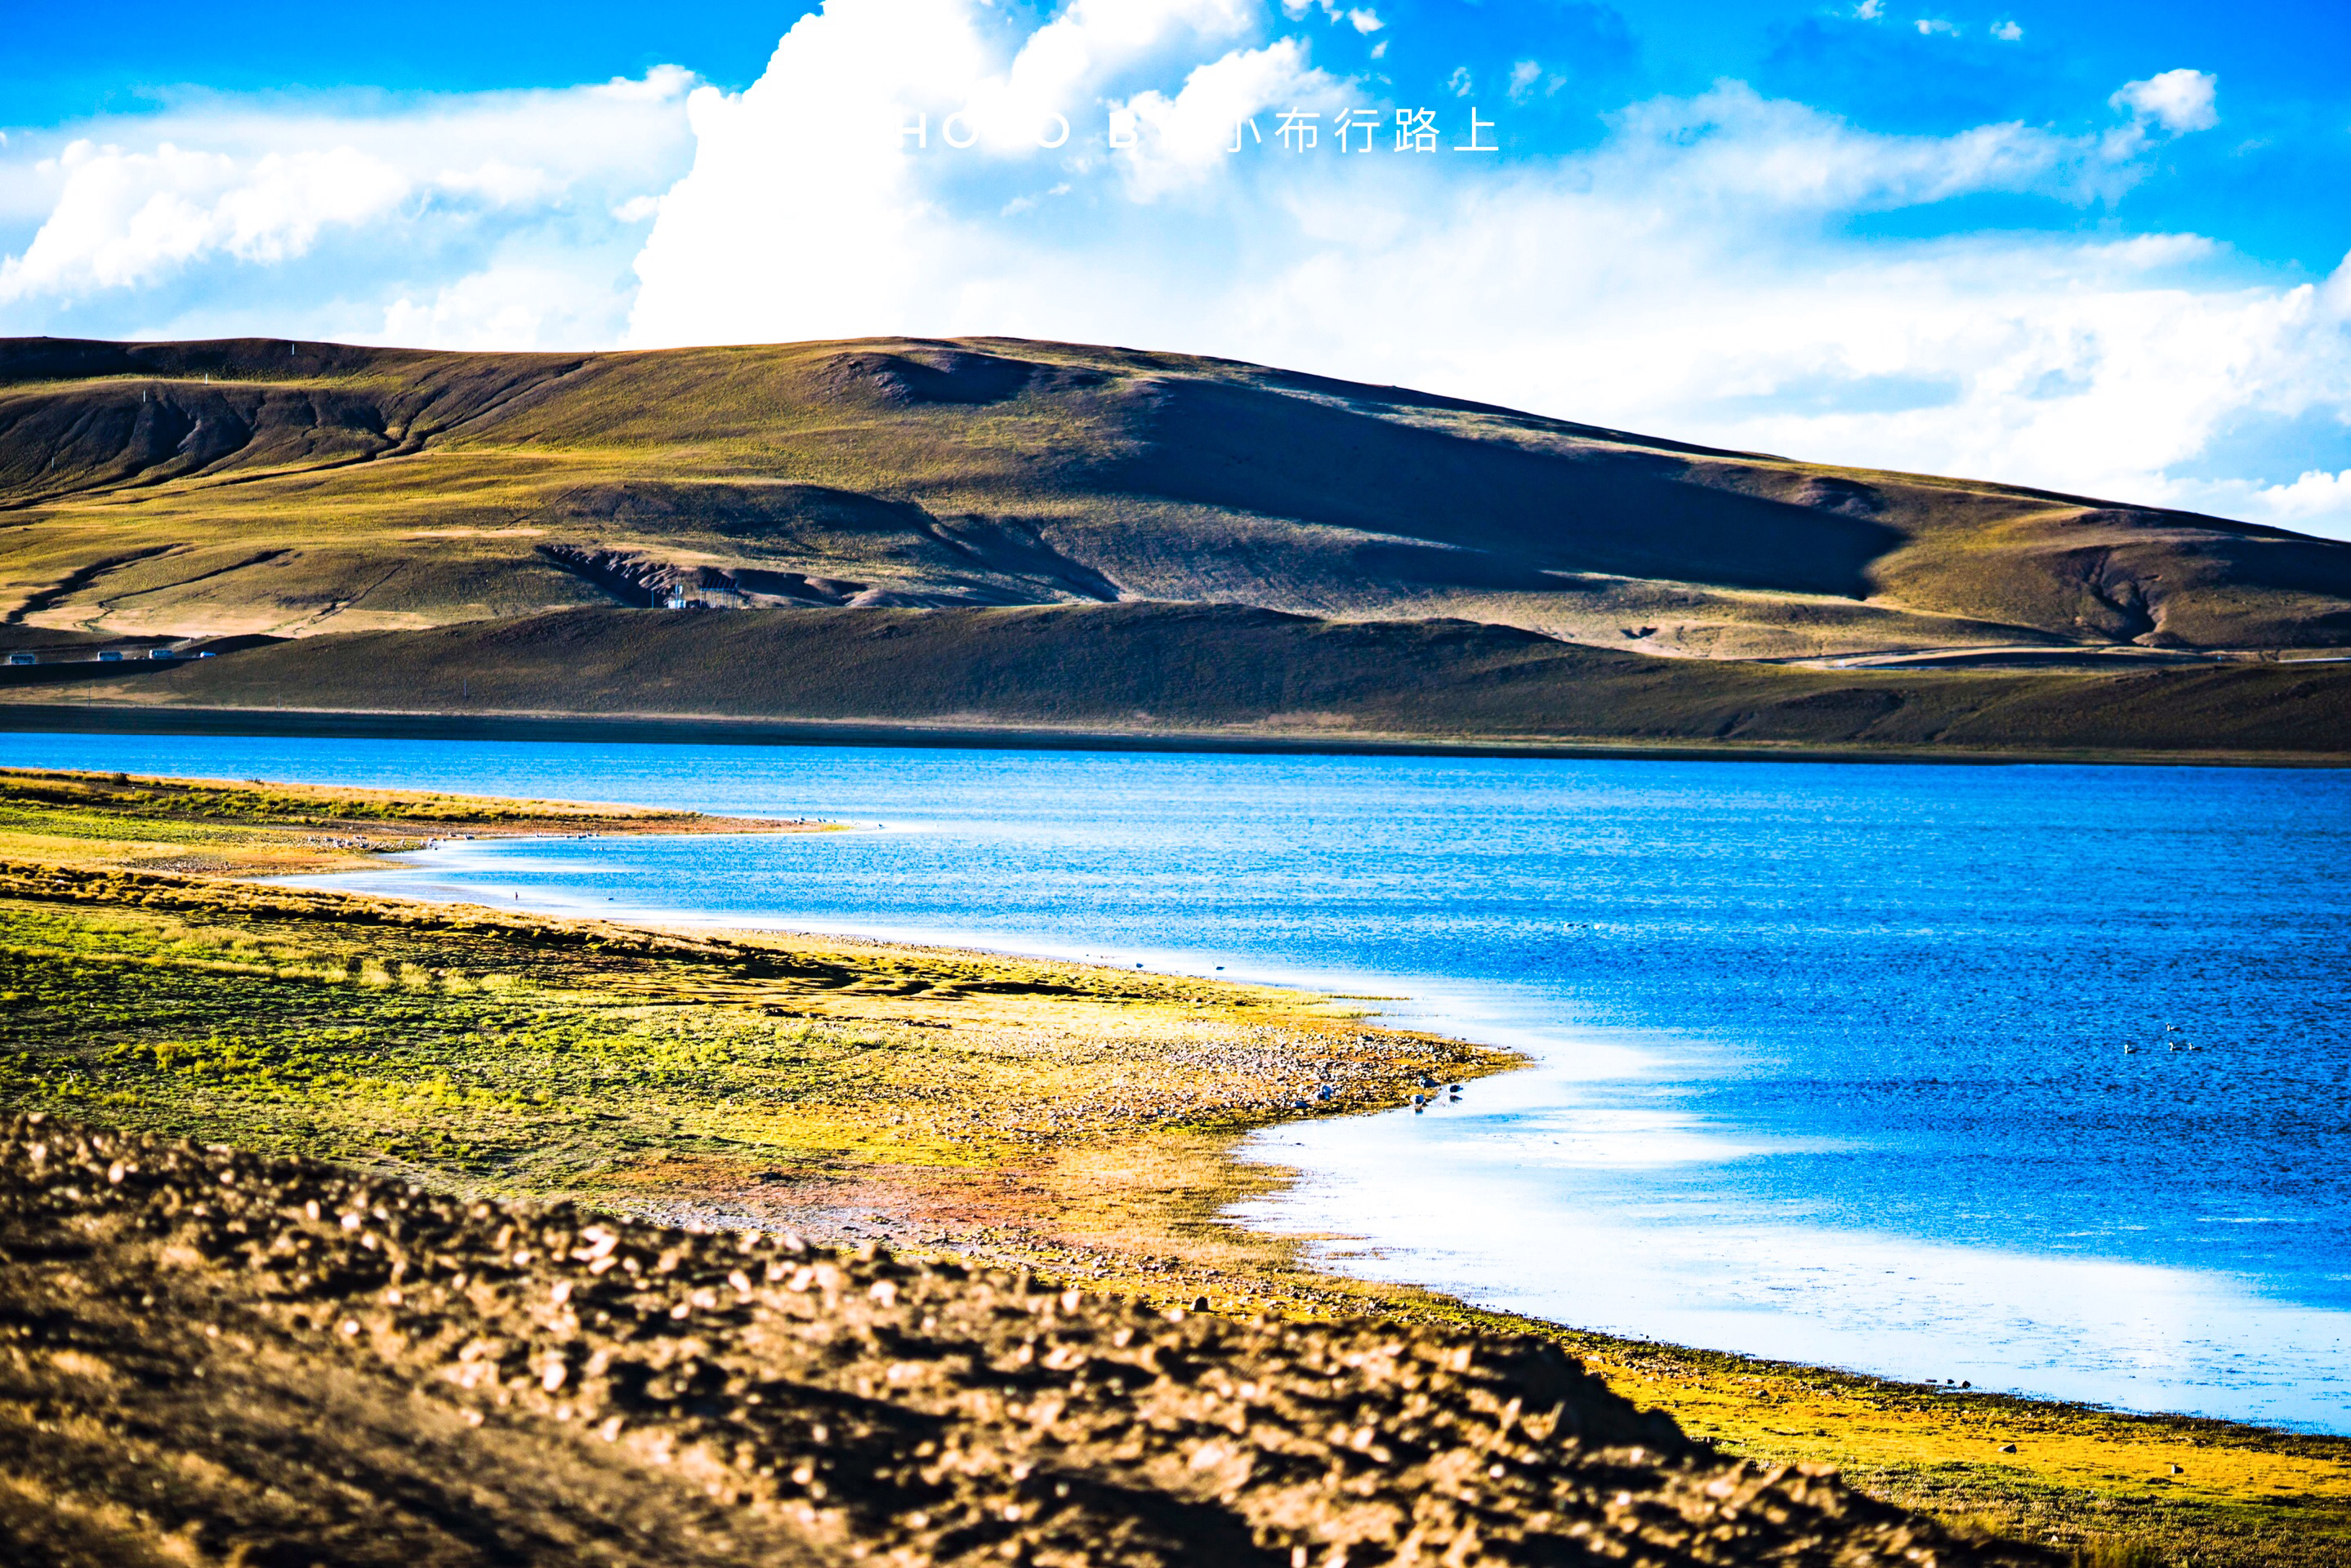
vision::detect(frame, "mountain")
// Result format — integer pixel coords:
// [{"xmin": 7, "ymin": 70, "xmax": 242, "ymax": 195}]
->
[{"xmin": 5, "ymin": 334, "xmax": 2349, "ymax": 661}]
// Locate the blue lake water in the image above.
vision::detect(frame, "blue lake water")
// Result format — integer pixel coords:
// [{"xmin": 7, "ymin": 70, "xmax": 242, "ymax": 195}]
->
[{"xmin": 10, "ymin": 730, "xmax": 2349, "ymax": 1428}]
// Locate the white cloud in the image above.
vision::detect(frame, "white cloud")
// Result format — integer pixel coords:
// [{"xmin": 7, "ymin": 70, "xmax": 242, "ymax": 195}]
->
[
  {"xmin": 0, "ymin": 141, "xmax": 409, "ymax": 300},
  {"xmin": 1915, "ymin": 19, "xmax": 1960, "ymax": 36},
  {"xmin": 1854, "ymin": 0, "xmax": 1884, "ymax": 18},
  {"xmin": 2256, "ymin": 465, "xmax": 2351, "ymax": 514},
  {"xmin": 2112, "ymin": 69, "xmax": 2219, "ymax": 135},
  {"xmin": 430, "ymin": 158, "xmax": 564, "ymax": 206},
  {"xmin": 1991, "ymin": 20, "xmax": 2023, "ymax": 41},
  {"xmin": 1285, "ymin": 0, "xmax": 1380, "ymax": 28},
  {"xmin": 1113, "ymin": 40, "xmax": 1336, "ymax": 198},
  {"xmin": 0, "ymin": 70, "xmax": 696, "ymax": 323},
  {"xmin": 992, "ymin": 0, "xmax": 1256, "ymax": 146},
  {"xmin": 381, "ymin": 261, "xmax": 636, "ymax": 350},
  {"xmin": 1161, "ymin": 130, "xmax": 2348, "ymax": 525},
  {"xmin": 2255, "ymin": 469, "xmax": 2351, "ymax": 520},
  {"xmin": 1597, "ymin": 84, "xmax": 2141, "ymax": 213},
  {"xmin": 2161, "ymin": 468, "xmax": 2351, "ymax": 542},
  {"xmin": 626, "ymin": 0, "xmax": 1287, "ymax": 345}
]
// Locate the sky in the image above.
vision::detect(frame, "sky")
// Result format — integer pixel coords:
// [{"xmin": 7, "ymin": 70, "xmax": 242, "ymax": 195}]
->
[{"xmin": 3, "ymin": 0, "xmax": 2349, "ymax": 538}]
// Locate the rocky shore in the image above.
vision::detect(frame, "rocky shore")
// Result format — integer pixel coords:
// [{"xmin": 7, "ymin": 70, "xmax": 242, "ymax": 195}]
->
[{"xmin": 0, "ymin": 1116, "xmax": 2029, "ymax": 1567}]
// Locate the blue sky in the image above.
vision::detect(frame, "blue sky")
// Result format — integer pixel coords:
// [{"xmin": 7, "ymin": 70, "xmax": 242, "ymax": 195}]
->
[
  {"xmin": 14, "ymin": 0, "xmax": 2345, "ymax": 267},
  {"xmin": 4, "ymin": 0, "xmax": 2349, "ymax": 534}
]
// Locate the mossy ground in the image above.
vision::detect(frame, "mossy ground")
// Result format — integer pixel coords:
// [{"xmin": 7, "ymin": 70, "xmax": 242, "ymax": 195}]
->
[
  {"xmin": 0, "ymin": 765, "xmax": 808, "ymax": 877},
  {"xmin": 1, "ymin": 767, "xmax": 2344, "ymax": 1565}
]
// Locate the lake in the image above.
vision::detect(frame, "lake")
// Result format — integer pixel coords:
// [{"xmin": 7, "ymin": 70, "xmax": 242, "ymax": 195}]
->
[{"xmin": 11, "ymin": 729, "xmax": 2348, "ymax": 1428}]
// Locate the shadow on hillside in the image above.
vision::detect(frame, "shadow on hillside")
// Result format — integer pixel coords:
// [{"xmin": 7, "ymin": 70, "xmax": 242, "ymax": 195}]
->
[{"xmin": 1109, "ymin": 380, "xmax": 1904, "ymax": 598}]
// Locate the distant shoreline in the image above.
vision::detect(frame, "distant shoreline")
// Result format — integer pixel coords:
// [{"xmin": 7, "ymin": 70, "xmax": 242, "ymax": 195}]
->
[{"xmin": 7, "ymin": 699, "xmax": 2349, "ymax": 769}]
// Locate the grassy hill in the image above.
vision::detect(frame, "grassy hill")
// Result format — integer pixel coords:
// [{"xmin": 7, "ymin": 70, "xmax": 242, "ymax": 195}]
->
[
  {"xmin": 6, "ymin": 334, "xmax": 2349, "ymax": 662},
  {"xmin": 31, "ymin": 603, "xmax": 2351, "ymax": 762}
]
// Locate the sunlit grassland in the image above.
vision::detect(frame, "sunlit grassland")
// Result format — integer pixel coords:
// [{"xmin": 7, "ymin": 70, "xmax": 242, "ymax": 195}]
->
[
  {"xmin": 0, "ymin": 765, "xmax": 770, "ymax": 875},
  {"xmin": 0, "ymin": 862, "xmax": 1479, "ymax": 1181}
]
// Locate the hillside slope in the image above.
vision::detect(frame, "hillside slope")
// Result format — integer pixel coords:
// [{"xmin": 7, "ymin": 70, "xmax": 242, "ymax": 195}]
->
[
  {"xmin": 30, "ymin": 604, "xmax": 2351, "ymax": 761},
  {"xmin": 5, "ymin": 335, "xmax": 2347, "ymax": 660}
]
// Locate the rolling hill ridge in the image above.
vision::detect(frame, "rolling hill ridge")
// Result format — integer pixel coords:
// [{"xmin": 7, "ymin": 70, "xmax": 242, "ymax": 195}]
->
[{"xmin": 5, "ymin": 333, "xmax": 2349, "ymax": 662}]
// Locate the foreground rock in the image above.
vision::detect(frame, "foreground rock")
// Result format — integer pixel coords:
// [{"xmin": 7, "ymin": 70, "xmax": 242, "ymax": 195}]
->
[{"xmin": 0, "ymin": 1119, "xmax": 2034, "ymax": 1566}]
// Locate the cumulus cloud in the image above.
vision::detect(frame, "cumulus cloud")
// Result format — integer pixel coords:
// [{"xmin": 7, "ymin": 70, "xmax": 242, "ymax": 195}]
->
[
  {"xmin": 625, "ymin": 0, "xmax": 1330, "ymax": 345},
  {"xmin": 0, "ymin": 69, "xmax": 697, "ymax": 341},
  {"xmin": 381, "ymin": 261, "xmax": 637, "ymax": 351},
  {"xmin": 0, "ymin": 141, "xmax": 408, "ymax": 300},
  {"xmin": 2255, "ymin": 469, "xmax": 2351, "ymax": 519},
  {"xmin": 2112, "ymin": 69, "xmax": 2220, "ymax": 135},
  {"xmin": 1113, "ymin": 39, "xmax": 1336, "ymax": 198},
  {"xmin": 2168, "ymin": 462, "xmax": 2351, "ymax": 538}
]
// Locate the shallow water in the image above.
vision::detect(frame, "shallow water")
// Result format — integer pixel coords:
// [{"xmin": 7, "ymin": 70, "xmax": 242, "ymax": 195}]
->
[{"xmin": 12, "ymin": 730, "xmax": 2349, "ymax": 1428}]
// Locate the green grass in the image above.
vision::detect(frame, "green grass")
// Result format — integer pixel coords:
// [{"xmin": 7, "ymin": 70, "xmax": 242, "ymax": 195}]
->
[
  {"xmin": 0, "ymin": 770, "xmax": 625, "ymax": 824},
  {"xmin": 0, "ymin": 896, "xmax": 920, "ymax": 1178},
  {"xmin": 0, "ymin": 764, "xmax": 764, "ymax": 879},
  {"xmin": 0, "ymin": 853, "xmax": 1503, "ymax": 1184}
]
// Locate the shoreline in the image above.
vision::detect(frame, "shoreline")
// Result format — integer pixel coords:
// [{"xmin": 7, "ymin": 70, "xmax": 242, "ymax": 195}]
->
[
  {"xmin": 8, "ymin": 697, "xmax": 2351, "ymax": 769},
  {"xmin": 33, "ymin": 762, "xmax": 2351, "ymax": 1435},
  {"xmin": 6, "ymin": 1116, "xmax": 2017, "ymax": 1568},
  {"xmin": 307, "ymin": 845, "xmax": 2351, "ymax": 1437},
  {"xmin": 3, "ymin": 764, "xmax": 2347, "ymax": 1559}
]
